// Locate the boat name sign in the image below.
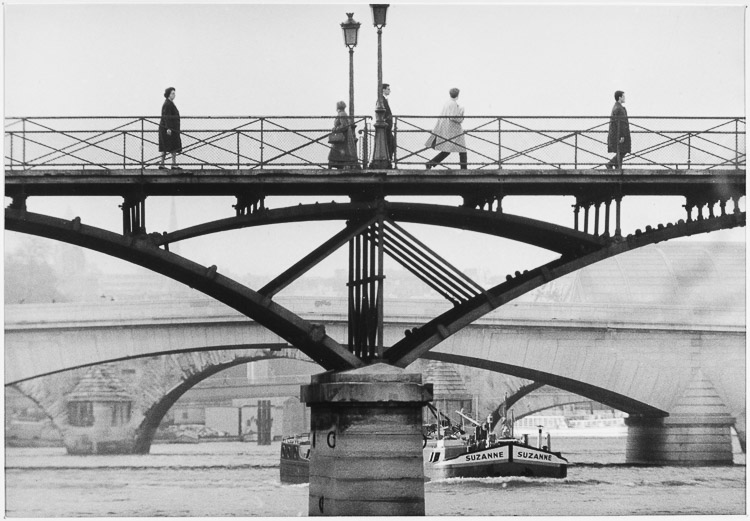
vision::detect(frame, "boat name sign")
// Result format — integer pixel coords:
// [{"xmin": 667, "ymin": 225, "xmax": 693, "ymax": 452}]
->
[
  {"xmin": 515, "ymin": 450, "xmax": 553, "ymax": 462},
  {"xmin": 464, "ymin": 449, "xmax": 506, "ymax": 462}
]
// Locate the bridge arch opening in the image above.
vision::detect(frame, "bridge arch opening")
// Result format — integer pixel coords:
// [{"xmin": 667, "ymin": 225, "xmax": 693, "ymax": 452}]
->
[
  {"xmin": 421, "ymin": 352, "xmax": 667, "ymax": 418},
  {"xmin": 10, "ymin": 349, "xmax": 318, "ymax": 455}
]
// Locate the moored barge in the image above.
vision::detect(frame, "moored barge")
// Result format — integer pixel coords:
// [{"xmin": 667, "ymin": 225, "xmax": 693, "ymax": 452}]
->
[
  {"xmin": 279, "ymin": 433, "xmax": 310, "ymax": 484},
  {"xmin": 424, "ymin": 435, "xmax": 568, "ymax": 479}
]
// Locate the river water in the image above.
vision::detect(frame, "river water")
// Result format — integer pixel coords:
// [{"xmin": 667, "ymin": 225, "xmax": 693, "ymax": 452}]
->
[{"xmin": 5, "ymin": 435, "xmax": 745, "ymax": 517}]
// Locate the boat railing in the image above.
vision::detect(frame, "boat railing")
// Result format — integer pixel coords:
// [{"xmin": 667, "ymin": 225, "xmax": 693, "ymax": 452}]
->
[{"xmin": 567, "ymin": 417, "xmax": 626, "ymax": 429}]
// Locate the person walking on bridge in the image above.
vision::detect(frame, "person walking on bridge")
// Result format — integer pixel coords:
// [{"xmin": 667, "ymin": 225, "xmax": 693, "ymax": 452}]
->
[
  {"xmin": 327, "ymin": 100, "xmax": 359, "ymax": 169},
  {"xmin": 606, "ymin": 90, "xmax": 630, "ymax": 169},
  {"xmin": 158, "ymin": 87, "xmax": 183, "ymax": 170},
  {"xmin": 382, "ymin": 83, "xmax": 395, "ymax": 162},
  {"xmin": 425, "ymin": 88, "xmax": 468, "ymax": 170}
]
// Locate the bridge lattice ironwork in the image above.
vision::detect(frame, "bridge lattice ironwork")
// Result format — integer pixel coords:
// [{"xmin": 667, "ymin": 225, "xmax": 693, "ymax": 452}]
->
[{"xmin": 5, "ymin": 115, "xmax": 745, "ymax": 171}]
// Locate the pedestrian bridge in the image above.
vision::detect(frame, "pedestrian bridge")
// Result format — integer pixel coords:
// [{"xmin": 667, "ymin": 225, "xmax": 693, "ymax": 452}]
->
[{"xmin": 5, "ymin": 115, "xmax": 746, "ymax": 465}]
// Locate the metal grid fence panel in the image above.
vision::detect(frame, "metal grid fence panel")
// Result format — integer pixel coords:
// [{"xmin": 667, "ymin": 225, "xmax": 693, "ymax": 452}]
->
[
  {"xmin": 5, "ymin": 115, "xmax": 744, "ymax": 171},
  {"xmin": 5, "ymin": 116, "xmax": 373, "ymax": 170},
  {"xmin": 390, "ymin": 116, "xmax": 744, "ymax": 170}
]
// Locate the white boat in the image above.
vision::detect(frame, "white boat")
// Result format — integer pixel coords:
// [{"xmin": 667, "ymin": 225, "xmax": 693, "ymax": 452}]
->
[
  {"xmin": 424, "ymin": 436, "xmax": 568, "ymax": 479},
  {"xmin": 279, "ymin": 407, "xmax": 569, "ymax": 484},
  {"xmin": 422, "ymin": 407, "xmax": 568, "ymax": 480}
]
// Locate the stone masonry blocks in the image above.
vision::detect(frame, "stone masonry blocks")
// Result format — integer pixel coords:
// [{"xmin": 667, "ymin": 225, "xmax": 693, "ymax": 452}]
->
[{"xmin": 301, "ymin": 364, "xmax": 433, "ymax": 517}]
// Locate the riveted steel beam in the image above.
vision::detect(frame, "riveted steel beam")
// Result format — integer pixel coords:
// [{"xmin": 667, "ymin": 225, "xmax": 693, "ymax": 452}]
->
[
  {"xmin": 259, "ymin": 216, "xmax": 378, "ymax": 298},
  {"xmin": 5, "ymin": 169, "xmax": 745, "ymax": 199},
  {"xmin": 155, "ymin": 202, "xmax": 605, "ymax": 256}
]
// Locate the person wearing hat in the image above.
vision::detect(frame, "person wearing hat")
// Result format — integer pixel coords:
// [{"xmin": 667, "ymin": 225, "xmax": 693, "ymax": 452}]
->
[
  {"xmin": 158, "ymin": 87, "xmax": 183, "ymax": 170},
  {"xmin": 606, "ymin": 90, "xmax": 630, "ymax": 169},
  {"xmin": 425, "ymin": 88, "xmax": 468, "ymax": 170},
  {"xmin": 382, "ymin": 83, "xmax": 394, "ymax": 162}
]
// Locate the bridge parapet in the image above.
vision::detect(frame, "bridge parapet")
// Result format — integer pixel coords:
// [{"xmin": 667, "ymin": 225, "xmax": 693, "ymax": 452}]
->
[
  {"xmin": 4, "ymin": 115, "xmax": 373, "ymax": 171},
  {"xmin": 5, "ymin": 115, "xmax": 744, "ymax": 171},
  {"xmin": 6, "ymin": 297, "xmax": 744, "ymax": 336}
]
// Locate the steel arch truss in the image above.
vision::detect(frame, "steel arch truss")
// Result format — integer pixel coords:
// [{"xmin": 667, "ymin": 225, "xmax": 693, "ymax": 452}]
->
[
  {"xmin": 384, "ymin": 212, "xmax": 745, "ymax": 367},
  {"xmin": 5, "ymin": 209, "xmax": 363, "ymax": 371},
  {"xmin": 149, "ymin": 201, "xmax": 607, "ymax": 363},
  {"xmin": 154, "ymin": 201, "xmax": 607, "ymax": 255},
  {"xmin": 6, "ymin": 203, "xmax": 745, "ymax": 373}
]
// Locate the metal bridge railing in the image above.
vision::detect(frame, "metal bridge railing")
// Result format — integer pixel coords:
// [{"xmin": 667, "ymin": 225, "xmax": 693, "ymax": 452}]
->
[
  {"xmin": 4, "ymin": 115, "xmax": 744, "ymax": 171},
  {"xmin": 390, "ymin": 116, "xmax": 745, "ymax": 171},
  {"xmin": 4, "ymin": 116, "xmax": 372, "ymax": 171}
]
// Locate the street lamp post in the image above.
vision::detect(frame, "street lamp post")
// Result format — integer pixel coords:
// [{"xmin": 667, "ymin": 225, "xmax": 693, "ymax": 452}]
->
[
  {"xmin": 340, "ymin": 13, "xmax": 360, "ymax": 119},
  {"xmin": 369, "ymin": 4, "xmax": 391, "ymax": 169}
]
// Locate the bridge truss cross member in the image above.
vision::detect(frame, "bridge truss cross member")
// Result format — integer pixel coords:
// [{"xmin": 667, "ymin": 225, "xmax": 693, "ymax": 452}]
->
[
  {"xmin": 347, "ymin": 217, "xmax": 385, "ymax": 360},
  {"xmin": 573, "ymin": 192, "xmax": 623, "ymax": 238},
  {"xmin": 119, "ymin": 193, "xmax": 147, "ymax": 236}
]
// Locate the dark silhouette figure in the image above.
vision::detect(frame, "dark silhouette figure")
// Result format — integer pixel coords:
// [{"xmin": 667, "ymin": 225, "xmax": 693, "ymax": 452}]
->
[
  {"xmin": 382, "ymin": 83, "xmax": 394, "ymax": 161},
  {"xmin": 328, "ymin": 101, "xmax": 359, "ymax": 169},
  {"xmin": 606, "ymin": 90, "xmax": 631, "ymax": 169},
  {"xmin": 159, "ymin": 87, "xmax": 182, "ymax": 170}
]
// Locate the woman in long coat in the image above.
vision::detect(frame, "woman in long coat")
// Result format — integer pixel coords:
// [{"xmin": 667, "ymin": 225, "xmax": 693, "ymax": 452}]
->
[
  {"xmin": 425, "ymin": 88, "xmax": 468, "ymax": 169},
  {"xmin": 159, "ymin": 87, "xmax": 182, "ymax": 170},
  {"xmin": 327, "ymin": 101, "xmax": 359, "ymax": 169}
]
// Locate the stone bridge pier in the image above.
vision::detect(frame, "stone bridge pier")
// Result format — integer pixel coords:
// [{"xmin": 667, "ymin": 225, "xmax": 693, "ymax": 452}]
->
[
  {"xmin": 625, "ymin": 369, "xmax": 737, "ymax": 465},
  {"xmin": 499, "ymin": 380, "xmax": 741, "ymax": 465},
  {"xmin": 301, "ymin": 364, "xmax": 432, "ymax": 516}
]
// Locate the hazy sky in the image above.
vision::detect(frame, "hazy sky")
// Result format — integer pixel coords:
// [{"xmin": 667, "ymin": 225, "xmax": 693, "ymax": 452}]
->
[
  {"xmin": 4, "ymin": 2, "xmax": 746, "ymax": 117},
  {"xmin": 3, "ymin": 1, "xmax": 746, "ymax": 287}
]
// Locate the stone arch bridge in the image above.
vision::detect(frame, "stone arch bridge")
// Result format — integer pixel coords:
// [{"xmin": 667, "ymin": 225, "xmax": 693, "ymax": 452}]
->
[{"xmin": 6, "ymin": 241, "xmax": 744, "ymax": 461}]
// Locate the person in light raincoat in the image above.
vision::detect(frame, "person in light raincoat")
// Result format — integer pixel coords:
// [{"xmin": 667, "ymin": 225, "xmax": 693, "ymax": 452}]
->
[{"xmin": 425, "ymin": 87, "xmax": 468, "ymax": 169}]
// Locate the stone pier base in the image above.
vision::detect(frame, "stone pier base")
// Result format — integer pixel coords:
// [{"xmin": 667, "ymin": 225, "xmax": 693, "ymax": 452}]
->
[
  {"xmin": 626, "ymin": 369, "xmax": 737, "ymax": 465},
  {"xmin": 300, "ymin": 364, "xmax": 433, "ymax": 516},
  {"xmin": 625, "ymin": 415, "xmax": 735, "ymax": 465}
]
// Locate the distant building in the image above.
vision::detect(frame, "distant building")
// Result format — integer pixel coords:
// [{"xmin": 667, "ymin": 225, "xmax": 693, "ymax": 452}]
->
[{"xmin": 64, "ymin": 365, "xmax": 134, "ymax": 454}]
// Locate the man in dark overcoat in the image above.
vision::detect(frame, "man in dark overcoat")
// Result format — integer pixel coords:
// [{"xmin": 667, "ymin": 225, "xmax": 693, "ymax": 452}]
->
[
  {"xmin": 382, "ymin": 83, "xmax": 394, "ymax": 162},
  {"xmin": 606, "ymin": 90, "xmax": 631, "ymax": 169}
]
